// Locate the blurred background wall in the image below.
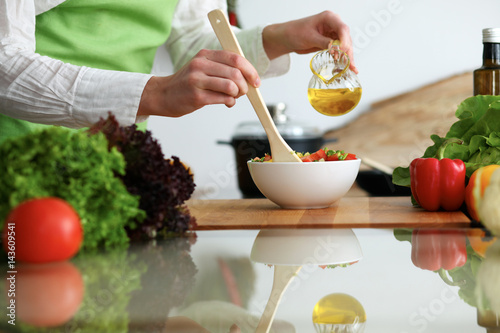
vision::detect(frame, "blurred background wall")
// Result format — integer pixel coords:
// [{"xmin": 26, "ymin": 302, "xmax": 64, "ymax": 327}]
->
[{"xmin": 148, "ymin": 0, "xmax": 500, "ymax": 199}]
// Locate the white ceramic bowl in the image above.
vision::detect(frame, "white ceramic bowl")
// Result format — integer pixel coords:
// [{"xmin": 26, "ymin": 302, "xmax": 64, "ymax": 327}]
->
[{"xmin": 247, "ymin": 159, "xmax": 361, "ymax": 209}]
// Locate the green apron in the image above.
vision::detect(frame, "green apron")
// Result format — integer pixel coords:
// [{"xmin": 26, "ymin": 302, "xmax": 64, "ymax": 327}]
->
[{"xmin": 0, "ymin": 0, "xmax": 179, "ymax": 144}]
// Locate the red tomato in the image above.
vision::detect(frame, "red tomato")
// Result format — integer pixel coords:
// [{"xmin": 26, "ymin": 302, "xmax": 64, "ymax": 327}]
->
[
  {"xmin": 326, "ymin": 154, "xmax": 340, "ymax": 161},
  {"xmin": 14, "ymin": 261, "xmax": 84, "ymax": 327},
  {"xmin": 310, "ymin": 149, "xmax": 327, "ymax": 160},
  {"xmin": 301, "ymin": 149, "xmax": 327, "ymax": 162},
  {"xmin": 345, "ymin": 153, "xmax": 357, "ymax": 160},
  {"xmin": 301, "ymin": 155, "xmax": 315, "ymax": 162},
  {"xmin": 2, "ymin": 197, "xmax": 83, "ymax": 263}
]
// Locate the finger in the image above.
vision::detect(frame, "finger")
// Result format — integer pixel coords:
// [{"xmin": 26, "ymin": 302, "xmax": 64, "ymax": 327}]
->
[
  {"xmin": 202, "ymin": 61, "xmax": 250, "ymax": 97},
  {"xmin": 308, "ymin": 33, "xmax": 357, "ymax": 71},
  {"xmin": 315, "ymin": 11, "xmax": 357, "ymax": 73},
  {"xmin": 203, "ymin": 49, "xmax": 261, "ymax": 88},
  {"xmin": 193, "ymin": 87, "xmax": 237, "ymax": 108},
  {"xmin": 200, "ymin": 76, "xmax": 243, "ymax": 101},
  {"xmin": 335, "ymin": 26, "xmax": 358, "ymax": 73},
  {"xmin": 188, "ymin": 54, "xmax": 248, "ymax": 98}
]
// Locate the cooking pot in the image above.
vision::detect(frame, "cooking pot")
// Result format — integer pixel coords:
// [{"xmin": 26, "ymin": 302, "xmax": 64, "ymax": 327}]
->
[
  {"xmin": 218, "ymin": 103, "xmax": 337, "ymax": 198},
  {"xmin": 356, "ymin": 170, "xmax": 412, "ymax": 196}
]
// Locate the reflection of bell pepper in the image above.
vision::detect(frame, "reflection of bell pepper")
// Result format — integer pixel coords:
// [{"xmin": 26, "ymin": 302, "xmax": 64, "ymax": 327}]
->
[
  {"xmin": 410, "ymin": 157, "xmax": 466, "ymax": 211},
  {"xmin": 411, "ymin": 229, "xmax": 467, "ymax": 271}
]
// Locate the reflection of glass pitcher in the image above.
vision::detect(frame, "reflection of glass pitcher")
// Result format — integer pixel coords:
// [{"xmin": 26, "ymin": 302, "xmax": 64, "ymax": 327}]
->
[
  {"xmin": 312, "ymin": 293, "xmax": 366, "ymax": 333},
  {"xmin": 308, "ymin": 40, "xmax": 362, "ymax": 116}
]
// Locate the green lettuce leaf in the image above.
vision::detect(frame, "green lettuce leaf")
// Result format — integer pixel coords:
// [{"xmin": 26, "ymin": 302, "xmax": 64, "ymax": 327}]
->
[
  {"xmin": 393, "ymin": 95, "xmax": 500, "ymax": 186},
  {"xmin": 447, "ymin": 95, "xmax": 500, "ymax": 139}
]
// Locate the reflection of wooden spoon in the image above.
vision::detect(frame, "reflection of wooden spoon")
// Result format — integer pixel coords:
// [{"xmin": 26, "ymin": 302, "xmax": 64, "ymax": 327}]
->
[
  {"xmin": 208, "ymin": 9, "xmax": 302, "ymax": 162},
  {"xmin": 255, "ymin": 265, "xmax": 302, "ymax": 333}
]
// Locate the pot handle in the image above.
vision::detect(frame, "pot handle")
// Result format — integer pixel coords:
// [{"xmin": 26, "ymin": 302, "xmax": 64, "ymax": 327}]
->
[{"xmin": 217, "ymin": 140, "xmax": 232, "ymax": 145}]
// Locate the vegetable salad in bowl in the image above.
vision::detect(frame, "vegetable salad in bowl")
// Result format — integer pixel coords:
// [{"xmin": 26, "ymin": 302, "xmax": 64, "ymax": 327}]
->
[
  {"xmin": 247, "ymin": 148, "xmax": 360, "ymax": 209},
  {"xmin": 251, "ymin": 148, "xmax": 357, "ymax": 163}
]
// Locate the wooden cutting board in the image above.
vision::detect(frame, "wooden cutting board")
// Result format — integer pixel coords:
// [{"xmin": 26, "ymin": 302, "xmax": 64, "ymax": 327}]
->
[{"xmin": 188, "ymin": 197, "xmax": 471, "ymax": 230}]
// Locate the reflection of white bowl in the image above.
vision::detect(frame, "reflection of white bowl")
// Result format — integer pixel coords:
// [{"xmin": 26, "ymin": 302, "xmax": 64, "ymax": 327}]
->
[
  {"xmin": 247, "ymin": 160, "xmax": 361, "ymax": 209},
  {"xmin": 250, "ymin": 229, "xmax": 363, "ymax": 266}
]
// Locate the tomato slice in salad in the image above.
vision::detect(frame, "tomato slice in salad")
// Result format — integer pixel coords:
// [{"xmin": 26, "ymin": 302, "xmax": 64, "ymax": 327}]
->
[
  {"xmin": 345, "ymin": 153, "xmax": 357, "ymax": 160},
  {"xmin": 326, "ymin": 154, "xmax": 339, "ymax": 161},
  {"xmin": 302, "ymin": 148, "xmax": 327, "ymax": 162}
]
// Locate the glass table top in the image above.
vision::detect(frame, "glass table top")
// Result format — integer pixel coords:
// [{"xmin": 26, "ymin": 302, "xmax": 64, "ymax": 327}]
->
[{"xmin": 1, "ymin": 225, "xmax": 498, "ymax": 333}]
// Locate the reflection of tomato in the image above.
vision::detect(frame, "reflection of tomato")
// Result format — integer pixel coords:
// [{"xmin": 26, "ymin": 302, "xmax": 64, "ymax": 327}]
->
[
  {"xmin": 2, "ymin": 197, "xmax": 83, "ymax": 263},
  {"xmin": 15, "ymin": 261, "xmax": 84, "ymax": 327}
]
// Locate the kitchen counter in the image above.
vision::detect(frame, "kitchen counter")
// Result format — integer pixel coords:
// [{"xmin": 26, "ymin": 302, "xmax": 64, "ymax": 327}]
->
[{"xmin": 1, "ymin": 195, "xmax": 498, "ymax": 333}]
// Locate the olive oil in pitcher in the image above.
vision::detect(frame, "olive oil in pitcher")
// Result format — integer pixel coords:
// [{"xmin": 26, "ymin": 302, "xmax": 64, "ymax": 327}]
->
[{"xmin": 308, "ymin": 87, "xmax": 362, "ymax": 116}]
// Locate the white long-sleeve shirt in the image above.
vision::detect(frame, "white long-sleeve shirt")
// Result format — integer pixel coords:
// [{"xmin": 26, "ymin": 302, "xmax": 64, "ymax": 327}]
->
[{"xmin": 0, "ymin": 0, "xmax": 290, "ymax": 128}]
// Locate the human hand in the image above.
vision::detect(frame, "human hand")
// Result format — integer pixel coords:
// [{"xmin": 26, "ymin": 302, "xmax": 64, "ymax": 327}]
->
[
  {"xmin": 138, "ymin": 49, "xmax": 261, "ymax": 118},
  {"xmin": 228, "ymin": 324, "xmax": 241, "ymax": 333},
  {"xmin": 262, "ymin": 11, "xmax": 358, "ymax": 73}
]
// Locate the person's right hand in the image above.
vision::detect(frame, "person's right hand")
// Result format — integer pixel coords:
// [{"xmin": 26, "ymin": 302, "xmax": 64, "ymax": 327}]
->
[
  {"xmin": 262, "ymin": 11, "xmax": 358, "ymax": 74},
  {"xmin": 138, "ymin": 49, "xmax": 261, "ymax": 118}
]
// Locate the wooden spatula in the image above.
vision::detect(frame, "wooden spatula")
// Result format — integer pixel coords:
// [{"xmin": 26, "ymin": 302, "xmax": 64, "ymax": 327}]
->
[{"xmin": 208, "ymin": 9, "xmax": 302, "ymax": 162}]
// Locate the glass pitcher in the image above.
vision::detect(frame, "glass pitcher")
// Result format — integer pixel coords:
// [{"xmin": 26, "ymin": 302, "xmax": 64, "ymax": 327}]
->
[{"xmin": 308, "ymin": 40, "xmax": 362, "ymax": 116}]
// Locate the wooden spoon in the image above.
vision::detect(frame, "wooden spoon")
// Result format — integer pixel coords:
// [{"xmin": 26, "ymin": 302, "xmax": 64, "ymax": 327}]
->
[
  {"xmin": 361, "ymin": 156, "xmax": 394, "ymax": 175},
  {"xmin": 255, "ymin": 265, "xmax": 302, "ymax": 333},
  {"xmin": 208, "ymin": 9, "xmax": 302, "ymax": 162}
]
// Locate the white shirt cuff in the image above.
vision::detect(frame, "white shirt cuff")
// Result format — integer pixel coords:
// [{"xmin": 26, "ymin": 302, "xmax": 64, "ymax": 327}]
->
[
  {"xmin": 235, "ymin": 25, "xmax": 291, "ymax": 79},
  {"xmin": 73, "ymin": 69, "xmax": 153, "ymax": 127}
]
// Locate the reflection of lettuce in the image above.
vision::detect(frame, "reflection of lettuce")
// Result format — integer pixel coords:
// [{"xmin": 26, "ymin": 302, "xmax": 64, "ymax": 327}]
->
[
  {"xmin": 127, "ymin": 236, "xmax": 198, "ymax": 332},
  {"xmin": 66, "ymin": 251, "xmax": 146, "ymax": 333},
  {"xmin": 446, "ymin": 249, "xmax": 482, "ymax": 308},
  {"xmin": 0, "ymin": 236, "xmax": 197, "ymax": 333},
  {"xmin": 393, "ymin": 95, "xmax": 500, "ymax": 187}
]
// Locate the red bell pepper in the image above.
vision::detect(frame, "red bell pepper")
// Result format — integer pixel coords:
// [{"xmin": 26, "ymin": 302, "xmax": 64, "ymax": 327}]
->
[
  {"xmin": 411, "ymin": 229, "xmax": 467, "ymax": 271},
  {"xmin": 410, "ymin": 157, "xmax": 466, "ymax": 211}
]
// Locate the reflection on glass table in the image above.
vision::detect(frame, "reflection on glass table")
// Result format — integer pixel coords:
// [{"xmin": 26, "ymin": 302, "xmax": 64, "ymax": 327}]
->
[
  {"xmin": 3, "ymin": 227, "xmax": 500, "ymax": 332},
  {"xmin": 1, "ymin": 237, "xmax": 198, "ymax": 333},
  {"xmin": 312, "ymin": 293, "xmax": 366, "ymax": 333},
  {"xmin": 395, "ymin": 227, "xmax": 500, "ymax": 332},
  {"xmin": 250, "ymin": 228, "xmax": 363, "ymax": 333}
]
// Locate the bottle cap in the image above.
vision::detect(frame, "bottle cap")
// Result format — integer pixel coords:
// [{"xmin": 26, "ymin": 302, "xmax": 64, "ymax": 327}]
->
[{"xmin": 483, "ymin": 28, "xmax": 500, "ymax": 43}]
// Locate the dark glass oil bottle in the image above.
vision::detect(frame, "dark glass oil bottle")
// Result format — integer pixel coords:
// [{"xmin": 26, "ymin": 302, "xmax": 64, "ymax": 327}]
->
[{"xmin": 474, "ymin": 28, "xmax": 500, "ymax": 96}]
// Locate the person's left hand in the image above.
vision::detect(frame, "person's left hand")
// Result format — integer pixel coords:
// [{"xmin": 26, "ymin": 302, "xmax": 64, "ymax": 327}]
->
[
  {"xmin": 262, "ymin": 11, "xmax": 358, "ymax": 73},
  {"xmin": 137, "ymin": 49, "xmax": 261, "ymax": 118}
]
